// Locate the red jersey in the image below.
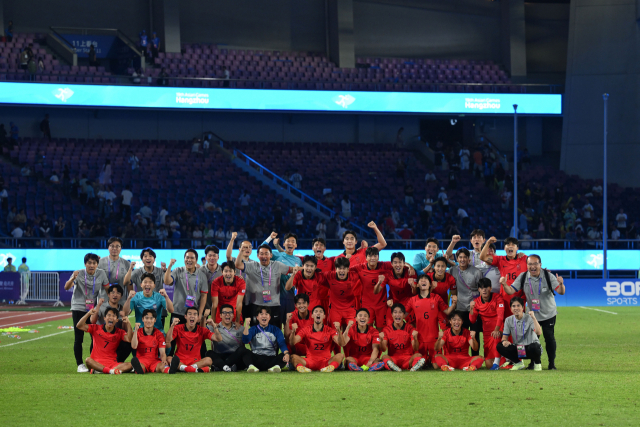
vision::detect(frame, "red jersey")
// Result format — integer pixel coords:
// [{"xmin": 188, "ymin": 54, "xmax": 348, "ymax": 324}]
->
[
  {"xmin": 382, "ymin": 323, "xmax": 416, "ymax": 357},
  {"xmin": 490, "ymin": 255, "xmax": 527, "ymax": 316},
  {"xmin": 334, "ymin": 247, "xmax": 367, "ymax": 268},
  {"xmin": 352, "ymin": 262, "xmax": 394, "ymax": 308},
  {"xmin": 172, "ymin": 324, "xmax": 213, "ymax": 361},
  {"xmin": 314, "ymin": 256, "xmax": 334, "ymax": 301},
  {"xmin": 469, "ymin": 293, "xmax": 505, "ymax": 333},
  {"xmin": 288, "ymin": 309, "xmax": 314, "ymax": 331},
  {"xmin": 296, "ymin": 324, "xmax": 337, "ymax": 359},
  {"xmin": 292, "ymin": 270, "xmax": 326, "ymax": 304},
  {"xmin": 387, "ymin": 267, "xmax": 416, "ymax": 307},
  {"xmin": 347, "ymin": 325, "xmax": 381, "ymax": 359},
  {"xmin": 320, "ymin": 272, "xmax": 361, "ymax": 314},
  {"xmin": 427, "ymin": 272, "xmax": 457, "ymax": 303},
  {"xmin": 211, "ymin": 276, "xmax": 246, "ymax": 308},
  {"xmin": 136, "ymin": 327, "xmax": 166, "ymax": 361},
  {"xmin": 441, "ymin": 328, "xmax": 472, "ymax": 356},
  {"xmin": 88, "ymin": 324, "xmax": 126, "ymax": 363},
  {"xmin": 406, "ymin": 293, "xmax": 448, "ymax": 342}
]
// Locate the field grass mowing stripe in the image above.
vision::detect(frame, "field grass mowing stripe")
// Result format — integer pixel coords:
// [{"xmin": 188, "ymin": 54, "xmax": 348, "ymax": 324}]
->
[
  {"xmin": 0, "ymin": 313, "xmax": 71, "ymax": 326},
  {"xmin": 0, "ymin": 330, "xmax": 72, "ymax": 348},
  {"xmin": 579, "ymin": 306, "xmax": 618, "ymax": 314}
]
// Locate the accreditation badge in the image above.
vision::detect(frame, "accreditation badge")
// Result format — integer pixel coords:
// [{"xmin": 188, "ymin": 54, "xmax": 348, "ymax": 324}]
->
[{"xmin": 517, "ymin": 344, "xmax": 526, "ymax": 358}]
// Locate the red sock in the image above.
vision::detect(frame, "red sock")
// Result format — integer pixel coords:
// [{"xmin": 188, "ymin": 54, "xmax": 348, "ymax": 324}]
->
[
  {"xmin": 330, "ymin": 361, "xmax": 339, "ymax": 369},
  {"xmin": 296, "ymin": 364, "xmax": 303, "ymax": 369},
  {"xmin": 102, "ymin": 367, "xmax": 110, "ymax": 374},
  {"xmin": 433, "ymin": 355, "xmax": 447, "ymax": 368},
  {"xmin": 184, "ymin": 366, "xmax": 197, "ymax": 373},
  {"xmin": 200, "ymin": 367, "xmax": 210, "ymax": 373},
  {"xmin": 470, "ymin": 358, "xmax": 484, "ymax": 369},
  {"xmin": 163, "ymin": 367, "xmax": 170, "ymax": 374}
]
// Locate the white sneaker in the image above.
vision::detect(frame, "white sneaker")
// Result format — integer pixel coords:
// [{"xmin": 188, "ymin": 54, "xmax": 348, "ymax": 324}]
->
[
  {"xmin": 77, "ymin": 364, "xmax": 89, "ymax": 373},
  {"xmin": 267, "ymin": 365, "xmax": 281, "ymax": 373},
  {"xmin": 223, "ymin": 365, "xmax": 231, "ymax": 372},
  {"xmin": 247, "ymin": 364, "xmax": 259, "ymax": 373},
  {"xmin": 410, "ymin": 358, "xmax": 426, "ymax": 372}
]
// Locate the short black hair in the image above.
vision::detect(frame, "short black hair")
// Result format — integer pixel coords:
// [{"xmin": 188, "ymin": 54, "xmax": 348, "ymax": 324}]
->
[
  {"xmin": 140, "ymin": 272, "xmax": 156, "ymax": 284},
  {"xmin": 107, "ymin": 237, "xmax": 123, "ymax": 246},
  {"xmin": 504, "ymin": 237, "xmax": 519, "ymax": 247},
  {"xmin": 221, "ymin": 261, "xmax": 236, "ymax": 272},
  {"xmin": 184, "ymin": 248, "xmax": 198, "ymax": 259},
  {"xmin": 456, "ymin": 248, "xmax": 470, "ymax": 258},
  {"xmin": 311, "ymin": 305, "xmax": 325, "ymax": 314},
  {"xmin": 219, "ymin": 304, "xmax": 234, "ymax": 314},
  {"xmin": 356, "ymin": 308, "xmax": 370, "ymax": 317},
  {"xmin": 84, "ymin": 253, "xmax": 100, "ymax": 264},
  {"xmin": 417, "ymin": 274, "xmax": 431, "ymax": 284},
  {"xmin": 342, "ymin": 230, "xmax": 357, "ymax": 241},
  {"xmin": 257, "ymin": 306, "xmax": 271, "ymax": 316},
  {"xmin": 510, "ymin": 296, "xmax": 525, "ymax": 308},
  {"xmin": 448, "ymin": 311, "xmax": 464, "ymax": 322},
  {"xmin": 482, "ymin": 242, "xmax": 497, "ymax": 252},
  {"xmin": 283, "ymin": 233, "xmax": 298, "ymax": 244},
  {"xmin": 433, "ymin": 256, "xmax": 448, "ymax": 267},
  {"xmin": 470, "ymin": 229, "xmax": 485, "ymax": 239},
  {"xmin": 477, "ymin": 278, "xmax": 492, "ymax": 289},
  {"xmin": 258, "ymin": 244, "xmax": 272, "ymax": 254},
  {"xmin": 104, "ymin": 306, "xmax": 119, "ymax": 318},
  {"xmin": 108, "ymin": 284, "xmax": 123, "ymax": 295},
  {"xmin": 335, "ymin": 257, "xmax": 350, "ymax": 269},
  {"xmin": 140, "ymin": 247, "xmax": 156, "ymax": 259},
  {"xmin": 312, "ymin": 237, "xmax": 326, "ymax": 247},
  {"xmin": 302, "ymin": 255, "xmax": 317, "ymax": 266},
  {"xmin": 390, "ymin": 302, "xmax": 406, "ymax": 314},
  {"xmin": 426, "ymin": 238, "xmax": 439, "ymax": 247},
  {"xmin": 142, "ymin": 308, "xmax": 157, "ymax": 319},
  {"xmin": 390, "ymin": 252, "xmax": 405, "ymax": 263},
  {"xmin": 186, "ymin": 306, "xmax": 199, "ymax": 315},
  {"xmin": 528, "ymin": 254, "xmax": 541, "ymax": 263},
  {"xmin": 205, "ymin": 245, "xmax": 220, "ymax": 255},
  {"xmin": 295, "ymin": 293, "xmax": 310, "ymax": 304},
  {"xmin": 22, "ymin": 257, "xmax": 27, "ymax": 263},
  {"xmin": 365, "ymin": 247, "xmax": 379, "ymax": 258}
]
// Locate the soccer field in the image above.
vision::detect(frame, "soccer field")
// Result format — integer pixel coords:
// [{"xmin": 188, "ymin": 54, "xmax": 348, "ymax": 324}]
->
[{"xmin": 1, "ymin": 307, "xmax": 639, "ymax": 426}]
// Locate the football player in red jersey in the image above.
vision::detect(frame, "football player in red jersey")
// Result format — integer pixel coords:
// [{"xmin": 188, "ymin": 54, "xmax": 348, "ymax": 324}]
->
[
  {"xmin": 351, "ymin": 248, "xmax": 394, "ymax": 330},
  {"xmin": 131, "ymin": 309, "xmax": 169, "ymax": 374},
  {"xmin": 166, "ymin": 306, "xmax": 222, "ymax": 373},
  {"xmin": 319, "ymin": 257, "xmax": 362, "ymax": 328},
  {"xmin": 380, "ymin": 303, "xmax": 425, "ymax": 371},
  {"xmin": 76, "ymin": 306, "xmax": 133, "ymax": 374},
  {"xmin": 286, "ymin": 255, "xmax": 327, "ymax": 312},
  {"xmin": 341, "ymin": 309, "xmax": 384, "ymax": 371},
  {"xmin": 479, "ymin": 236, "xmax": 527, "ymax": 318},
  {"xmin": 210, "ymin": 261, "xmax": 246, "ymax": 324},
  {"xmin": 469, "ymin": 278, "xmax": 505, "ymax": 369},
  {"xmin": 335, "ymin": 221, "xmax": 387, "ymax": 268},
  {"xmin": 289, "ymin": 305, "xmax": 344, "ymax": 372},
  {"xmin": 385, "ymin": 252, "xmax": 418, "ymax": 326},
  {"xmin": 427, "ymin": 257, "xmax": 457, "ymax": 304},
  {"xmin": 434, "ymin": 311, "xmax": 484, "ymax": 371},
  {"xmin": 406, "ymin": 274, "xmax": 457, "ymax": 368},
  {"xmin": 284, "ymin": 293, "xmax": 314, "ymax": 355},
  {"xmin": 311, "ymin": 238, "xmax": 333, "ymax": 315}
]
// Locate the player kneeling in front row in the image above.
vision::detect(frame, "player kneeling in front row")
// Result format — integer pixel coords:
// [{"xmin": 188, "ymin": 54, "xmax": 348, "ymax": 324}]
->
[
  {"xmin": 130, "ymin": 309, "xmax": 170, "ymax": 374},
  {"xmin": 497, "ymin": 297, "xmax": 543, "ymax": 371},
  {"xmin": 434, "ymin": 311, "xmax": 484, "ymax": 371},
  {"xmin": 242, "ymin": 307, "xmax": 290, "ymax": 373},
  {"xmin": 342, "ymin": 308, "xmax": 384, "ymax": 371},
  {"xmin": 380, "ymin": 303, "xmax": 426, "ymax": 371},
  {"xmin": 289, "ymin": 305, "xmax": 344, "ymax": 373},
  {"xmin": 166, "ymin": 306, "xmax": 222, "ymax": 373},
  {"xmin": 76, "ymin": 306, "xmax": 133, "ymax": 374}
]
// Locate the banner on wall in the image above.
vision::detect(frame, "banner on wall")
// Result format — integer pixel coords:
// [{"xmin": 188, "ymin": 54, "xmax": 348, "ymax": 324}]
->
[
  {"xmin": 60, "ymin": 35, "xmax": 119, "ymax": 58},
  {"xmin": 559, "ymin": 279, "xmax": 640, "ymax": 307},
  {"xmin": 0, "ymin": 273, "xmax": 21, "ymax": 301}
]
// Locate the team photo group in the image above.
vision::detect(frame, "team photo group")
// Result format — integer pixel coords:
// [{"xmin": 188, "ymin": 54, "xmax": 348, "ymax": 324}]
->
[{"xmin": 67, "ymin": 222, "xmax": 565, "ymax": 375}]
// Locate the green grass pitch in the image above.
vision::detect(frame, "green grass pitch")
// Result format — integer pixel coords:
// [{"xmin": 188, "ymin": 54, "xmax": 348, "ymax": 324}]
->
[{"xmin": 1, "ymin": 307, "xmax": 639, "ymax": 426}]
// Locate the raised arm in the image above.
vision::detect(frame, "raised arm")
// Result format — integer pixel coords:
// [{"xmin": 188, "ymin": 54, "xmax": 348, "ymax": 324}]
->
[
  {"xmin": 90, "ymin": 299, "xmax": 104, "ymax": 324},
  {"xmin": 378, "ymin": 331, "xmax": 388, "ymax": 353},
  {"xmin": 206, "ymin": 318, "xmax": 223, "ymax": 342},
  {"xmin": 445, "ymin": 235, "xmax": 461, "ymax": 260},
  {"xmin": 123, "ymin": 261, "xmax": 136, "ymax": 288},
  {"xmin": 373, "ymin": 274, "xmax": 386, "ymax": 295},
  {"xmin": 123, "ymin": 290, "xmax": 136, "ymax": 316},
  {"xmin": 166, "ymin": 317, "xmax": 179, "ymax": 347},
  {"xmin": 226, "ymin": 232, "xmax": 237, "ymax": 261},
  {"xmin": 529, "ymin": 311, "xmax": 542, "ymax": 336},
  {"xmin": 131, "ymin": 323, "xmax": 140, "ymax": 349},
  {"xmin": 76, "ymin": 308, "xmax": 95, "ymax": 332},
  {"xmin": 411, "ymin": 330, "xmax": 420, "ymax": 352},
  {"xmin": 469, "ymin": 331, "xmax": 479, "ymax": 352},
  {"xmin": 285, "ymin": 273, "xmax": 296, "ymax": 291},
  {"xmin": 435, "ymin": 330, "xmax": 445, "ymax": 352},
  {"xmin": 369, "ymin": 222, "xmax": 387, "ymax": 250},
  {"xmin": 164, "ymin": 259, "xmax": 176, "ymax": 285},
  {"xmin": 500, "ymin": 276, "xmax": 516, "ymax": 295},
  {"xmin": 479, "ymin": 236, "xmax": 497, "ymax": 264},
  {"xmin": 235, "ymin": 255, "xmax": 245, "ymax": 271},
  {"xmin": 554, "ymin": 273, "xmax": 566, "ymax": 295},
  {"xmin": 159, "ymin": 289, "xmax": 174, "ymax": 314},
  {"xmin": 64, "ymin": 270, "xmax": 80, "ymax": 291},
  {"xmin": 340, "ymin": 320, "xmax": 354, "ymax": 347},
  {"xmin": 121, "ymin": 317, "xmax": 133, "ymax": 342},
  {"xmin": 444, "ymin": 295, "xmax": 458, "ymax": 315}
]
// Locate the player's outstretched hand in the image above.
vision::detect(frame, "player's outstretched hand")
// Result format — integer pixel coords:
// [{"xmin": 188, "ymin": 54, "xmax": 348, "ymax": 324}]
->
[
  {"xmin": 452, "ymin": 235, "xmax": 461, "ymax": 243},
  {"xmin": 412, "ymin": 330, "xmax": 419, "ymax": 339},
  {"xmin": 528, "ymin": 311, "xmax": 536, "ymax": 320},
  {"xmin": 128, "ymin": 290, "xmax": 136, "ymax": 299},
  {"xmin": 231, "ymin": 232, "xmax": 237, "ymax": 240},
  {"xmin": 159, "ymin": 289, "xmax": 168, "ymax": 298},
  {"xmin": 556, "ymin": 273, "xmax": 564, "ymax": 286},
  {"xmin": 450, "ymin": 295, "xmax": 458, "ymax": 306},
  {"xmin": 367, "ymin": 221, "xmax": 378, "ymax": 229},
  {"xmin": 71, "ymin": 270, "xmax": 80, "ymax": 280},
  {"xmin": 488, "ymin": 236, "xmax": 497, "ymax": 244},
  {"xmin": 169, "ymin": 259, "xmax": 177, "ymax": 267},
  {"xmin": 379, "ymin": 332, "xmax": 385, "ymax": 341},
  {"xmin": 129, "ymin": 261, "xmax": 136, "ymax": 270},
  {"xmin": 161, "ymin": 261, "xmax": 167, "ymax": 270},
  {"xmin": 270, "ymin": 231, "xmax": 278, "ymax": 239},
  {"xmin": 347, "ymin": 320, "xmax": 354, "ymax": 328},
  {"xmin": 172, "ymin": 318, "xmax": 180, "ymax": 327},
  {"xmin": 98, "ymin": 298, "xmax": 105, "ymax": 306},
  {"xmin": 470, "ymin": 331, "xmax": 476, "ymax": 340}
]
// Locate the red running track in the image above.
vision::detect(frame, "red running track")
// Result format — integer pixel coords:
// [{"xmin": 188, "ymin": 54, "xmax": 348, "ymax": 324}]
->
[{"xmin": 0, "ymin": 311, "xmax": 72, "ymax": 328}]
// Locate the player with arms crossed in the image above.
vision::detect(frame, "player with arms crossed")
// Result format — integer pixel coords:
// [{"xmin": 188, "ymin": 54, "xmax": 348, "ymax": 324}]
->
[
  {"xmin": 380, "ymin": 303, "xmax": 426, "ymax": 371},
  {"xmin": 434, "ymin": 311, "xmax": 484, "ymax": 371},
  {"xmin": 75, "ymin": 306, "xmax": 133, "ymax": 374},
  {"xmin": 289, "ymin": 305, "xmax": 344, "ymax": 373},
  {"xmin": 341, "ymin": 308, "xmax": 385, "ymax": 371},
  {"xmin": 131, "ymin": 309, "xmax": 170, "ymax": 374}
]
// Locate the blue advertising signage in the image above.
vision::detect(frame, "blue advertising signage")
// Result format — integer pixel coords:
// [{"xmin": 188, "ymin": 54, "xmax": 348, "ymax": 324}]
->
[
  {"xmin": 559, "ymin": 279, "xmax": 640, "ymax": 307},
  {"xmin": 0, "ymin": 82, "xmax": 562, "ymax": 114},
  {"xmin": 0, "ymin": 248, "xmax": 635, "ymax": 272},
  {"xmin": 60, "ymin": 35, "xmax": 119, "ymax": 58}
]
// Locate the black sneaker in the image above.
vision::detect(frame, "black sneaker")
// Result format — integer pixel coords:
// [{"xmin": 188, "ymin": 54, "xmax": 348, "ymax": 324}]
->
[
  {"xmin": 526, "ymin": 362, "xmax": 535, "ymax": 370},
  {"xmin": 548, "ymin": 364, "xmax": 557, "ymax": 370},
  {"xmin": 131, "ymin": 357, "xmax": 145, "ymax": 375},
  {"xmin": 169, "ymin": 356, "xmax": 180, "ymax": 374},
  {"xmin": 231, "ymin": 364, "xmax": 237, "ymax": 372}
]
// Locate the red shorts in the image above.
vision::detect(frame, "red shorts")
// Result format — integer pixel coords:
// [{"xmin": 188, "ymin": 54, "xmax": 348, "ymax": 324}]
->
[
  {"xmin": 350, "ymin": 354, "xmax": 373, "ymax": 366},
  {"xmin": 94, "ymin": 359, "xmax": 119, "ymax": 370},
  {"xmin": 385, "ymin": 354, "xmax": 414, "ymax": 370},
  {"xmin": 174, "ymin": 353, "xmax": 199, "ymax": 365},
  {"xmin": 362, "ymin": 304, "xmax": 387, "ymax": 329},
  {"xmin": 418, "ymin": 341, "xmax": 437, "ymax": 363},
  {"xmin": 444, "ymin": 355, "xmax": 475, "ymax": 369},
  {"xmin": 215, "ymin": 307, "xmax": 242, "ymax": 324},
  {"xmin": 293, "ymin": 342, "xmax": 307, "ymax": 356},
  {"xmin": 483, "ymin": 334, "xmax": 500, "ymax": 360},
  {"xmin": 329, "ymin": 308, "xmax": 356, "ymax": 328},
  {"xmin": 304, "ymin": 356, "xmax": 331, "ymax": 371},
  {"xmin": 139, "ymin": 358, "xmax": 163, "ymax": 373}
]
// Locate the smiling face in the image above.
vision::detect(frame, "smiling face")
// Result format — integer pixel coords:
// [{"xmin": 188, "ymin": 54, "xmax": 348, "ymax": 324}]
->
[
  {"xmin": 85, "ymin": 259, "xmax": 98, "ymax": 275},
  {"xmin": 295, "ymin": 298, "xmax": 309, "ymax": 315},
  {"xmin": 185, "ymin": 308, "xmax": 198, "ymax": 327},
  {"xmin": 336, "ymin": 266, "xmax": 349, "ymax": 280},
  {"xmin": 366, "ymin": 253, "xmax": 379, "ymax": 268},
  {"xmin": 313, "ymin": 241, "xmax": 326, "ymax": 258},
  {"xmin": 450, "ymin": 314, "xmax": 463, "ymax": 331},
  {"xmin": 303, "ymin": 261, "xmax": 316, "ymax": 278},
  {"xmin": 505, "ymin": 242, "xmax": 518, "ymax": 258},
  {"xmin": 470, "ymin": 235, "xmax": 485, "ymax": 250},
  {"xmin": 184, "ymin": 252, "xmax": 197, "ymax": 269},
  {"xmin": 392, "ymin": 307, "xmax": 404, "ymax": 324},
  {"xmin": 257, "ymin": 310, "xmax": 270, "ymax": 327},
  {"xmin": 527, "ymin": 257, "xmax": 541, "ymax": 276},
  {"xmin": 356, "ymin": 310, "xmax": 370, "ymax": 327},
  {"xmin": 104, "ymin": 310, "xmax": 118, "ymax": 328},
  {"xmin": 143, "ymin": 312, "xmax": 156, "ymax": 328},
  {"xmin": 312, "ymin": 307, "xmax": 325, "ymax": 324},
  {"xmin": 426, "ymin": 242, "xmax": 438, "ymax": 256},
  {"xmin": 220, "ymin": 307, "xmax": 234, "ymax": 326},
  {"xmin": 258, "ymin": 248, "xmax": 272, "ymax": 266},
  {"xmin": 418, "ymin": 276, "xmax": 431, "ymax": 293},
  {"xmin": 222, "ymin": 265, "xmax": 235, "ymax": 283},
  {"xmin": 391, "ymin": 257, "xmax": 404, "ymax": 274},
  {"xmin": 142, "ymin": 251, "xmax": 155, "ymax": 267},
  {"xmin": 206, "ymin": 251, "xmax": 219, "ymax": 267},
  {"xmin": 343, "ymin": 233, "xmax": 357, "ymax": 250},
  {"xmin": 457, "ymin": 253, "xmax": 469, "ymax": 269},
  {"xmin": 511, "ymin": 300, "xmax": 524, "ymax": 317},
  {"xmin": 284, "ymin": 236, "xmax": 297, "ymax": 254},
  {"xmin": 434, "ymin": 260, "xmax": 447, "ymax": 277},
  {"xmin": 108, "ymin": 241, "xmax": 122, "ymax": 258},
  {"xmin": 141, "ymin": 277, "xmax": 155, "ymax": 296}
]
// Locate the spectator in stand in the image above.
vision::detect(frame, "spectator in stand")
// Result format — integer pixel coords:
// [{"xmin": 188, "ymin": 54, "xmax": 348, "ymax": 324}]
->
[
  {"xmin": 437, "ymin": 187, "xmax": 449, "ymax": 213},
  {"xmin": 290, "ymin": 171, "xmax": 302, "ymax": 190},
  {"xmin": 88, "ymin": 45, "xmax": 98, "ymax": 67},
  {"xmin": 10, "ymin": 122, "xmax": 19, "ymax": 144},
  {"xmin": 49, "ymin": 171, "xmax": 60, "ymax": 184},
  {"xmin": 611, "ymin": 226, "xmax": 620, "ymax": 247},
  {"xmin": 0, "ymin": 186, "xmax": 8, "ymax": 211},
  {"xmin": 155, "ymin": 206, "xmax": 168, "ymax": 226},
  {"xmin": 457, "ymin": 207, "xmax": 470, "ymax": 228},
  {"xmin": 40, "ymin": 213, "xmax": 52, "ymax": 240},
  {"xmin": 316, "ymin": 219, "xmax": 327, "ymax": 239},
  {"xmin": 225, "ymin": 226, "xmax": 236, "ymax": 245},
  {"xmin": 121, "ymin": 185, "xmax": 133, "ymax": 220},
  {"xmin": 28, "ymin": 56, "xmax": 37, "ymax": 80},
  {"xmin": 222, "ymin": 66, "xmax": 230, "ymax": 87},
  {"xmin": 459, "ymin": 146, "xmax": 471, "ymax": 170},
  {"xmin": 404, "ymin": 184, "xmax": 415, "ymax": 206},
  {"xmin": 237, "ymin": 227, "xmax": 248, "ymax": 243},
  {"xmin": 323, "ymin": 192, "xmax": 335, "ymax": 209},
  {"xmin": 54, "ymin": 216, "xmax": 66, "ymax": 239},
  {"xmin": 19, "ymin": 46, "xmax": 31, "ymax": 70},
  {"xmin": 501, "ymin": 188, "xmax": 512, "ymax": 210},
  {"xmin": 192, "ymin": 226, "xmax": 203, "ymax": 247},
  {"xmin": 158, "ymin": 67, "xmax": 170, "ymax": 86},
  {"xmin": 37, "ymin": 114, "xmax": 52, "ymax": 141},
  {"xmin": 5, "ymin": 21, "xmax": 13, "ymax": 42},
  {"xmin": 424, "ymin": 170, "xmax": 436, "ymax": 182},
  {"xmin": 582, "ymin": 199, "xmax": 594, "ymax": 220},
  {"xmin": 239, "ymin": 191, "xmax": 251, "ymax": 210},
  {"xmin": 398, "ymin": 224, "xmax": 415, "ymax": 240},
  {"xmin": 6, "ymin": 207, "xmax": 17, "ymax": 225},
  {"xmin": 391, "ymin": 208, "xmax": 400, "ymax": 227},
  {"xmin": 472, "ymin": 147, "xmax": 483, "ymax": 178},
  {"xmin": 151, "ymin": 32, "xmax": 160, "ymax": 59},
  {"xmin": 15, "ymin": 209, "xmax": 27, "ymax": 226},
  {"xmin": 215, "ymin": 227, "xmax": 225, "ymax": 247},
  {"xmin": 341, "ymin": 195, "xmax": 352, "ymax": 218},
  {"xmin": 448, "ymin": 170, "xmax": 457, "ymax": 190},
  {"xmin": 12, "ymin": 224, "xmax": 24, "ymax": 239},
  {"xmin": 156, "ymin": 224, "xmax": 168, "ymax": 244},
  {"xmin": 139, "ymin": 30, "xmax": 148, "ymax": 53},
  {"xmin": 616, "ymin": 208, "xmax": 627, "ymax": 235},
  {"xmin": 128, "ymin": 151, "xmax": 140, "ymax": 178},
  {"xmin": 138, "ymin": 202, "xmax": 153, "ymax": 221},
  {"xmin": 99, "ymin": 160, "xmax": 112, "ymax": 185},
  {"xmin": 295, "ymin": 209, "xmax": 304, "ymax": 229}
]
